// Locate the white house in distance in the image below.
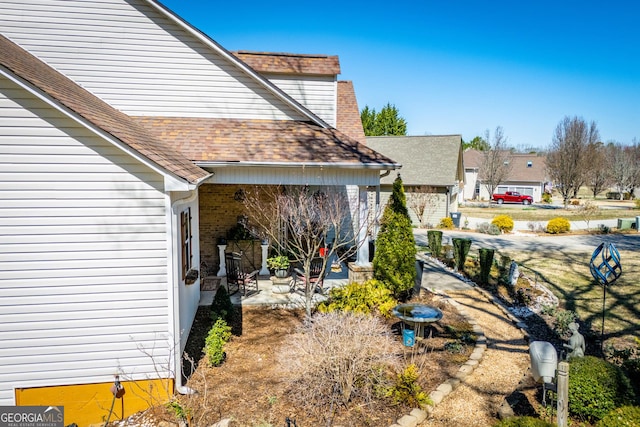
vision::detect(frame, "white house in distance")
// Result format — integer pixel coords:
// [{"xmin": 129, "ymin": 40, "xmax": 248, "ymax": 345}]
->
[
  {"xmin": 463, "ymin": 149, "xmax": 548, "ymax": 203},
  {"xmin": 0, "ymin": 1, "xmax": 398, "ymax": 424}
]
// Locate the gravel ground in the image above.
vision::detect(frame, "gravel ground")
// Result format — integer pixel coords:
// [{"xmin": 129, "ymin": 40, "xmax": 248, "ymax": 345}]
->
[{"xmin": 422, "ymin": 288, "xmax": 531, "ymax": 426}]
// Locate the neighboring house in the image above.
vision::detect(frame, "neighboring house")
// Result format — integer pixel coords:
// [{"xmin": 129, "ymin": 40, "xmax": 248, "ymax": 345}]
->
[
  {"xmin": 366, "ymin": 135, "xmax": 464, "ymax": 227},
  {"xmin": 463, "ymin": 149, "xmax": 548, "ymax": 203},
  {"xmin": 0, "ymin": 1, "xmax": 398, "ymax": 424}
]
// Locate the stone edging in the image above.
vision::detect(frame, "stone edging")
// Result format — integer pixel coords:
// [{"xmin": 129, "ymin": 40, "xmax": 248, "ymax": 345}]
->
[{"xmin": 387, "ymin": 285, "xmax": 530, "ymax": 427}]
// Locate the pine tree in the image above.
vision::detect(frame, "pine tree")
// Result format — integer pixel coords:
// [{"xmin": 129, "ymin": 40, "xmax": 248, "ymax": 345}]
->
[
  {"xmin": 360, "ymin": 103, "xmax": 407, "ymax": 136},
  {"xmin": 373, "ymin": 175, "xmax": 416, "ymax": 298}
]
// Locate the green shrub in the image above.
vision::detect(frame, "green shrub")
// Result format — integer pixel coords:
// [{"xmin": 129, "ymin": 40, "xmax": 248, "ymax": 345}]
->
[
  {"xmin": 438, "ymin": 217, "xmax": 454, "ymax": 229},
  {"xmin": 427, "ymin": 230, "xmax": 443, "ymax": 258},
  {"xmin": 386, "ymin": 364, "xmax": 432, "ymax": 408},
  {"xmin": 493, "ymin": 416, "xmax": 554, "ymax": 426},
  {"xmin": 477, "ymin": 222, "xmax": 502, "ymax": 235},
  {"xmin": 622, "ymin": 358, "xmax": 640, "ymax": 389},
  {"xmin": 317, "ymin": 279, "xmax": 397, "ymax": 317},
  {"xmin": 552, "ymin": 309, "xmax": 576, "ymax": 339},
  {"xmin": 166, "ymin": 399, "xmax": 191, "ymax": 422},
  {"xmin": 479, "ymin": 248, "xmax": 495, "ymax": 285},
  {"xmin": 205, "ymin": 318, "xmax": 232, "ymax": 367},
  {"xmin": 547, "ymin": 217, "xmax": 571, "ymax": 234},
  {"xmin": 492, "ymin": 215, "xmax": 514, "ymax": 233},
  {"xmin": 452, "ymin": 238, "xmax": 472, "ymax": 272},
  {"xmin": 596, "ymin": 405, "xmax": 640, "ymax": 427},
  {"xmin": 568, "ymin": 356, "xmax": 635, "ymax": 422},
  {"xmin": 542, "ymin": 192, "xmax": 552, "ymax": 204},
  {"xmin": 373, "ymin": 176, "xmax": 417, "ymax": 299},
  {"xmin": 210, "ymin": 285, "xmax": 234, "ymax": 321}
]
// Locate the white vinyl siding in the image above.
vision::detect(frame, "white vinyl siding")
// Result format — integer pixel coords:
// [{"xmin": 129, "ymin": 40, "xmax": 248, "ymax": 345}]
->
[
  {"xmin": 0, "ymin": 78, "xmax": 171, "ymax": 404},
  {"xmin": 264, "ymin": 74, "xmax": 337, "ymax": 126},
  {"xmin": 376, "ymin": 189, "xmax": 449, "ymax": 228},
  {"xmin": 0, "ymin": 0, "xmax": 307, "ymax": 121},
  {"xmin": 205, "ymin": 165, "xmax": 381, "ymax": 187}
]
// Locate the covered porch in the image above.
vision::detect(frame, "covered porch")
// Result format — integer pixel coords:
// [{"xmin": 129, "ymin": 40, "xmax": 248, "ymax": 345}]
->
[{"xmin": 198, "ymin": 262, "xmax": 350, "ymax": 307}]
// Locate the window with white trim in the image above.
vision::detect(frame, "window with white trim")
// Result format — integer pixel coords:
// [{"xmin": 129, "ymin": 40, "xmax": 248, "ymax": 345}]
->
[{"xmin": 180, "ymin": 208, "xmax": 192, "ymax": 280}]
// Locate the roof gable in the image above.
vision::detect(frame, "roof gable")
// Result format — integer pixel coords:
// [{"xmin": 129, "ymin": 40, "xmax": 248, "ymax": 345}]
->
[
  {"xmin": 232, "ymin": 51, "xmax": 340, "ymax": 76},
  {"xmin": 0, "ymin": 34, "xmax": 209, "ymax": 185},
  {"xmin": 366, "ymin": 135, "xmax": 463, "ymax": 186},
  {"xmin": 0, "ymin": 0, "xmax": 330, "ymax": 127}
]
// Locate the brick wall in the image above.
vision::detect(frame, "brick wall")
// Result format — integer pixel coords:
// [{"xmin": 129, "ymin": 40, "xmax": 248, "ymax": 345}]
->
[{"xmin": 199, "ymin": 184, "xmax": 263, "ymax": 273}]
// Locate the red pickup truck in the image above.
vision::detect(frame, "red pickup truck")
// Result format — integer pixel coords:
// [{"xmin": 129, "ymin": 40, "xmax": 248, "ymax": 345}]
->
[{"xmin": 492, "ymin": 191, "xmax": 533, "ymax": 205}]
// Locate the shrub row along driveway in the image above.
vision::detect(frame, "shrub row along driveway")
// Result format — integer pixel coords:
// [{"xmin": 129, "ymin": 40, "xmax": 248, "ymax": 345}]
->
[{"xmin": 415, "ymin": 229, "xmax": 640, "ymax": 254}]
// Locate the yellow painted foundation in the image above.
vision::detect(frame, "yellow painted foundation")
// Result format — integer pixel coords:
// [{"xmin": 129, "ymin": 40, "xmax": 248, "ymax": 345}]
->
[{"xmin": 15, "ymin": 378, "xmax": 173, "ymax": 427}]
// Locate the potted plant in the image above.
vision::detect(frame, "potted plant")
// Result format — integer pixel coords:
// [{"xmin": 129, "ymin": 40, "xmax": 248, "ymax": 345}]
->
[{"xmin": 266, "ymin": 255, "xmax": 290, "ymax": 278}]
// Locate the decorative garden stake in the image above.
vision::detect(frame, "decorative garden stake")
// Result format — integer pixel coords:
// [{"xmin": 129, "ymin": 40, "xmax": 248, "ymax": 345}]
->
[{"xmin": 589, "ymin": 242, "xmax": 622, "ymax": 351}]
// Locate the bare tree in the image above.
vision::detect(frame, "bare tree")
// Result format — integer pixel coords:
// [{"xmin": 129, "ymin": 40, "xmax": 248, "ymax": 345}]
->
[
  {"xmin": 585, "ymin": 142, "xmax": 610, "ymax": 198},
  {"xmin": 607, "ymin": 142, "xmax": 635, "ymax": 200},
  {"xmin": 406, "ymin": 186, "xmax": 439, "ymax": 227},
  {"xmin": 478, "ymin": 126, "xmax": 512, "ymax": 197},
  {"xmin": 574, "ymin": 200, "xmax": 599, "ymax": 231},
  {"xmin": 242, "ymin": 185, "xmax": 369, "ymax": 316},
  {"xmin": 628, "ymin": 139, "xmax": 640, "ymax": 199},
  {"xmin": 545, "ymin": 116, "xmax": 600, "ymax": 207}
]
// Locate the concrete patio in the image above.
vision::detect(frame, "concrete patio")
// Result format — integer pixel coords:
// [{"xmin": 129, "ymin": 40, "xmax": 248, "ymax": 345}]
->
[{"xmin": 199, "ymin": 262, "xmax": 350, "ymax": 307}]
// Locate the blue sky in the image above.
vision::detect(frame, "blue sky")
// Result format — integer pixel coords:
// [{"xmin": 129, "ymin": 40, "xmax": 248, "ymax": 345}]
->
[{"xmin": 160, "ymin": 0, "xmax": 639, "ymax": 149}]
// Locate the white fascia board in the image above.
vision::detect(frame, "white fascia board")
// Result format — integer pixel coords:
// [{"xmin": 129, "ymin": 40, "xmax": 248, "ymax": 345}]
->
[
  {"xmin": 146, "ymin": 0, "xmax": 331, "ymax": 129},
  {"xmin": 1, "ymin": 67, "xmax": 200, "ymax": 192},
  {"xmin": 196, "ymin": 161, "xmax": 400, "ymax": 170}
]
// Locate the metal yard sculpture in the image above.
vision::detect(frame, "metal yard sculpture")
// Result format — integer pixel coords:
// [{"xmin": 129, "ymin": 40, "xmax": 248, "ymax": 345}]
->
[{"xmin": 589, "ymin": 242, "xmax": 622, "ymax": 350}]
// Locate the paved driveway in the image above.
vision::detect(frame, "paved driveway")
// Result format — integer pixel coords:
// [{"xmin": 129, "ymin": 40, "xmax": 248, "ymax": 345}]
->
[{"xmin": 414, "ymin": 229, "xmax": 640, "ymax": 254}]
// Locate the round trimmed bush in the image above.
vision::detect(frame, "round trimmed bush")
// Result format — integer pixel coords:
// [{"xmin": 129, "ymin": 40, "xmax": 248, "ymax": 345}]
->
[
  {"xmin": 493, "ymin": 416, "xmax": 554, "ymax": 426},
  {"xmin": 546, "ymin": 217, "xmax": 570, "ymax": 234},
  {"xmin": 568, "ymin": 356, "xmax": 635, "ymax": 422},
  {"xmin": 438, "ymin": 217, "xmax": 454, "ymax": 229},
  {"xmin": 492, "ymin": 215, "xmax": 514, "ymax": 233},
  {"xmin": 596, "ymin": 406, "xmax": 640, "ymax": 427}
]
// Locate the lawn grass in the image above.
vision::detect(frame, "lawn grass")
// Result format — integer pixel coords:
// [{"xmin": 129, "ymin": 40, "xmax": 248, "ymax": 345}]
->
[
  {"xmin": 503, "ymin": 248, "xmax": 640, "ymax": 350},
  {"xmin": 459, "ymin": 205, "xmax": 637, "ymax": 222}
]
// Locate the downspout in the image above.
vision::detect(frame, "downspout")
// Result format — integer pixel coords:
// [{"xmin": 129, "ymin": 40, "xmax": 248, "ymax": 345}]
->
[
  {"xmin": 445, "ymin": 186, "xmax": 451, "ymax": 217},
  {"xmin": 169, "ymin": 191, "xmax": 198, "ymax": 395},
  {"xmin": 374, "ymin": 170, "xmax": 391, "ymax": 239}
]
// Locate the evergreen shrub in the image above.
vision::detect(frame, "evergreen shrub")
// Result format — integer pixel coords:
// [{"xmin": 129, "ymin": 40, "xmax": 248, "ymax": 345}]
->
[
  {"xmin": 479, "ymin": 248, "xmax": 495, "ymax": 285},
  {"xmin": 317, "ymin": 279, "xmax": 397, "ymax": 317},
  {"xmin": 205, "ymin": 318, "xmax": 232, "ymax": 367},
  {"xmin": 386, "ymin": 364, "xmax": 432, "ymax": 408},
  {"xmin": 568, "ymin": 356, "xmax": 635, "ymax": 422},
  {"xmin": 595, "ymin": 406, "xmax": 640, "ymax": 427},
  {"xmin": 427, "ymin": 230, "xmax": 443, "ymax": 258},
  {"xmin": 373, "ymin": 176, "xmax": 416, "ymax": 299},
  {"xmin": 210, "ymin": 285, "xmax": 234, "ymax": 321},
  {"xmin": 452, "ymin": 238, "xmax": 472, "ymax": 272},
  {"xmin": 493, "ymin": 416, "xmax": 554, "ymax": 427}
]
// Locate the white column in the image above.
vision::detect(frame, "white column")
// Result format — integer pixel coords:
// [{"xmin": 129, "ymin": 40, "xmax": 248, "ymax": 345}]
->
[
  {"xmin": 216, "ymin": 244, "xmax": 227, "ymax": 276},
  {"xmin": 356, "ymin": 186, "xmax": 370, "ymax": 266},
  {"xmin": 259, "ymin": 244, "xmax": 270, "ymax": 275}
]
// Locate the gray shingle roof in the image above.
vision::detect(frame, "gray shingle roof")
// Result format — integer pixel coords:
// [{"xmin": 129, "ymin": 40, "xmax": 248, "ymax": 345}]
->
[{"xmin": 366, "ymin": 135, "xmax": 463, "ymax": 186}]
